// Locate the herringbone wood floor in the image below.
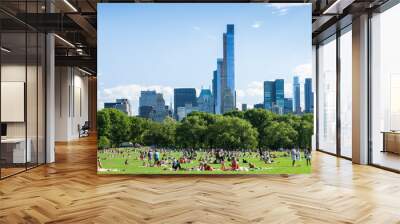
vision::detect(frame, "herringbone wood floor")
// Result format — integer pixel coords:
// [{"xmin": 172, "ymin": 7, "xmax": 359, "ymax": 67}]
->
[{"xmin": 1, "ymin": 136, "xmax": 400, "ymax": 224}]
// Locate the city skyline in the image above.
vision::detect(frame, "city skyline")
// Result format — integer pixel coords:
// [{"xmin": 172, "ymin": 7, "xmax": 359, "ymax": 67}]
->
[
  {"xmin": 98, "ymin": 4, "xmax": 312, "ymax": 115},
  {"xmin": 104, "ymin": 75, "xmax": 312, "ymax": 119}
]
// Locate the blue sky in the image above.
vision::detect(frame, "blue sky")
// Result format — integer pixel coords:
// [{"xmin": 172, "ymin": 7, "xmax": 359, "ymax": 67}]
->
[{"xmin": 98, "ymin": 3, "xmax": 312, "ymax": 114}]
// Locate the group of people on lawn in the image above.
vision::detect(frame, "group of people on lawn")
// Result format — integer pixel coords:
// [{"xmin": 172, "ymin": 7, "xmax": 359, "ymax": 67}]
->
[
  {"xmin": 135, "ymin": 147, "xmax": 312, "ymax": 172},
  {"xmin": 139, "ymin": 149, "xmax": 245, "ymax": 171}
]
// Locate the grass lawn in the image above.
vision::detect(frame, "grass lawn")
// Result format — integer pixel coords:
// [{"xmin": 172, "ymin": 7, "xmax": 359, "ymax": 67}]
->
[{"xmin": 97, "ymin": 147, "xmax": 311, "ymax": 175}]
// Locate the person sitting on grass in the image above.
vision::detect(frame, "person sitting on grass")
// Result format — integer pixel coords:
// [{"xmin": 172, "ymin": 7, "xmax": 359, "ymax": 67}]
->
[
  {"xmin": 199, "ymin": 161, "xmax": 205, "ymax": 171},
  {"xmin": 249, "ymin": 162, "xmax": 256, "ymax": 169},
  {"xmin": 204, "ymin": 163, "xmax": 214, "ymax": 171},
  {"xmin": 172, "ymin": 159, "xmax": 181, "ymax": 171},
  {"xmin": 124, "ymin": 158, "xmax": 129, "ymax": 166},
  {"xmin": 220, "ymin": 160, "xmax": 226, "ymax": 171},
  {"xmin": 231, "ymin": 157, "xmax": 239, "ymax": 171}
]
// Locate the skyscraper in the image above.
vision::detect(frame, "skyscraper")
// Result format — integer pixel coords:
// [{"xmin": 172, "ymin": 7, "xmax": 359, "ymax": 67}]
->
[
  {"xmin": 197, "ymin": 89, "xmax": 214, "ymax": 114},
  {"xmin": 242, "ymin": 103, "xmax": 247, "ymax": 111},
  {"xmin": 174, "ymin": 88, "xmax": 197, "ymax": 118},
  {"xmin": 264, "ymin": 81, "xmax": 275, "ymax": 110},
  {"xmin": 284, "ymin": 98, "xmax": 293, "ymax": 114},
  {"xmin": 138, "ymin": 91, "xmax": 168, "ymax": 121},
  {"xmin": 139, "ymin": 91, "xmax": 157, "ymax": 108},
  {"xmin": 149, "ymin": 93, "xmax": 168, "ymax": 122},
  {"xmin": 221, "ymin": 24, "xmax": 235, "ymax": 114},
  {"xmin": 212, "ymin": 58, "xmax": 223, "ymax": 114},
  {"xmin": 293, "ymin": 76, "xmax": 301, "ymax": 114},
  {"xmin": 275, "ymin": 79, "xmax": 285, "ymax": 112},
  {"xmin": 263, "ymin": 79, "xmax": 284, "ymax": 114},
  {"xmin": 304, "ymin": 78, "xmax": 314, "ymax": 113},
  {"xmin": 212, "ymin": 70, "xmax": 217, "ymax": 114},
  {"xmin": 104, "ymin": 99, "xmax": 132, "ymax": 116},
  {"xmin": 139, "ymin": 90, "xmax": 157, "ymax": 118}
]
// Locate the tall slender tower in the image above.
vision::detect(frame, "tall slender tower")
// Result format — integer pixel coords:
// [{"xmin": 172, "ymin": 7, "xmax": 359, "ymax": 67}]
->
[
  {"xmin": 304, "ymin": 78, "xmax": 313, "ymax": 113},
  {"xmin": 221, "ymin": 24, "xmax": 235, "ymax": 113},
  {"xmin": 293, "ymin": 76, "xmax": 301, "ymax": 113}
]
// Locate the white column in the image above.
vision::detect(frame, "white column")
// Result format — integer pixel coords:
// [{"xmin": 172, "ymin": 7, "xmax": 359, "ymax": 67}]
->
[
  {"xmin": 46, "ymin": 32, "xmax": 55, "ymax": 163},
  {"xmin": 352, "ymin": 14, "xmax": 369, "ymax": 164}
]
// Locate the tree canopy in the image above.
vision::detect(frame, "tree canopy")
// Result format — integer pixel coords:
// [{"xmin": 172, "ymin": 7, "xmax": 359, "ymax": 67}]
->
[{"xmin": 97, "ymin": 108, "xmax": 313, "ymax": 151}]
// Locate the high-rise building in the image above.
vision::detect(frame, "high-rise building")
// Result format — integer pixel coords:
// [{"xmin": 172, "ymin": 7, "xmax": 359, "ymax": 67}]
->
[
  {"xmin": 174, "ymin": 88, "xmax": 197, "ymax": 118},
  {"xmin": 275, "ymin": 79, "xmax": 284, "ymax": 111},
  {"xmin": 221, "ymin": 24, "xmax": 235, "ymax": 114},
  {"xmin": 304, "ymin": 78, "xmax": 314, "ymax": 113},
  {"xmin": 212, "ymin": 58, "xmax": 223, "ymax": 114},
  {"xmin": 139, "ymin": 90, "xmax": 157, "ymax": 118},
  {"xmin": 264, "ymin": 81, "xmax": 275, "ymax": 110},
  {"xmin": 139, "ymin": 91, "xmax": 157, "ymax": 106},
  {"xmin": 212, "ymin": 70, "xmax": 218, "ymax": 114},
  {"xmin": 149, "ymin": 93, "xmax": 168, "ymax": 122},
  {"xmin": 293, "ymin": 76, "xmax": 301, "ymax": 114},
  {"xmin": 242, "ymin": 103, "xmax": 247, "ymax": 111},
  {"xmin": 284, "ymin": 98, "xmax": 293, "ymax": 114},
  {"xmin": 104, "ymin": 98, "xmax": 132, "ymax": 116},
  {"xmin": 176, "ymin": 103, "xmax": 198, "ymax": 121},
  {"xmin": 138, "ymin": 91, "xmax": 168, "ymax": 122},
  {"xmin": 263, "ymin": 79, "xmax": 284, "ymax": 114},
  {"xmin": 254, "ymin": 103, "xmax": 264, "ymax": 109},
  {"xmin": 197, "ymin": 89, "xmax": 214, "ymax": 114}
]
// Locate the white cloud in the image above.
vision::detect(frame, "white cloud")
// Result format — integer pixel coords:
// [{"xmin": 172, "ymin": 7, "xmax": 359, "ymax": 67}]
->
[
  {"xmin": 98, "ymin": 84, "xmax": 174, "ymax": 115},
  {"xmin": 293, "ymin": 63, "xmax": 312, "ymax": 80},
  {"xmin": 267, "ymin": 3, "xmax": 308, "ymax": 16},
  {"xmin": 193, "ymin": 26, "xmax": 201, "ymax": 31},
  {"xmin": 251, "ymin": 21, "xmax": 263, "ymax": 29},
  {"xmin": 236, "ymin": 81, "xmax": 264, "ymax": 108},
  {"xmin": 291, "ymin": 63, "xmax": 313, "ymax": 110},
  {"xmin": 267, "ymin": 3, "xmax": 308, "ymax": 9}
]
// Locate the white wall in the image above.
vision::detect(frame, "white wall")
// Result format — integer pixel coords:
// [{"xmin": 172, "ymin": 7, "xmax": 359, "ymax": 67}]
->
[{"xmin": 55, "ymin": 67, "xmax": 89, "ymax": 141}]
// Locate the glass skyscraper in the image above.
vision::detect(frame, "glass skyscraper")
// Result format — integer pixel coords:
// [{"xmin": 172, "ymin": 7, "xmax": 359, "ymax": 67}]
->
[
  {"xmin": 284, "ymin": 98, "xmax": 294, "ymax": 114},
  {"xmin": 275, "ymin": 79, "xmax": 285, "ymax": 111},
  {"xmin": 212, "ymin": 58, "xmax": 223, "ymax": 114},
  {"xmin": 263, "ymin": 79, "xmax": 284, "ymax": 114},
  {"xmin": 174, "ymin": 88, "xmax": 197, "ymax": 118},
  {"xmin": 293, "ymin": 76, "xmax": 301, "ymax": 113},
  {"xmin": 221, "ymin": 24, "xmax": 235, "ymax": 113},
  {"xmin": 197, "ymin": 89, "xmax": 214, "ymax": 114},
  {"xmin": 263, "ymin": 81, "xmax": 275, "ymax": 110},
  {"xmin": 304, "ymin": 78, "xmax": 314, "ymax": 113}
]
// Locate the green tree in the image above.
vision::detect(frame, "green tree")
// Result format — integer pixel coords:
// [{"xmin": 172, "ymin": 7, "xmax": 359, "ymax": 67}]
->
[
  {"xmin": 223, "ymin": 110, "xmax": 245, "ymax": 119},
  {"xmin": 142, "ymin": 117, "xmax": 177, "ymax": 147},
  {"xmin": 208, "ymin": 116, "xmax": 258, "ymax": 150},
  {"xmin": 108, "ymin": 109, "xmax": 130, "ymax": 147},
  {"xmin": 175, "ymin": 115, "xmax": 207, "ymax": 149},
  {"xmin": 97, "ymin": 109, "xmax": 111, "ymax": 139},
  {"xmin": 98, "ymin": 136, "xmax": 110, "ymax": 149},
  {"xmin": 243, "ymin": 109, "xmax": 276, "ymax": 150},
  {"xmin": 298, "ymin": 115, "xmax": 314, "ymax": 149},
  {"xmin": 128, "ymin": 116, "xmax": 149, "ymax": 144},
  {"xmin": 263, "ymin": 121, "xmax": 298, "ymax": 150}
]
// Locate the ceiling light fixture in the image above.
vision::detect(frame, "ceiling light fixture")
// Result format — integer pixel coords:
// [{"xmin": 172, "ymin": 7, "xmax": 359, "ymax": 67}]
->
[
  {"xmin": 63, "ymin": 0, "xmax": 78, "ymax": 12},
  {"xmin": 78, "ymin": 67, "xmax": 92, "ymax": 76},
  {"xmin": 323, "ymin": 0, "xmax": 354, "ymax": 15},
  {"xmin": 54, "ymin": 34, "xmax": 75, "ymax": 48},
  {"xmin": 1, "ymin": 47, "xmax": 11, "ymax": 53}
]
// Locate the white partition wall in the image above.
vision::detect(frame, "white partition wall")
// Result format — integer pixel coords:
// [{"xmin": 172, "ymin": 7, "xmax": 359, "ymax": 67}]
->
[{"xmin": 55, "ymin": 67, "xmax": 89, "ymax": 141}]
